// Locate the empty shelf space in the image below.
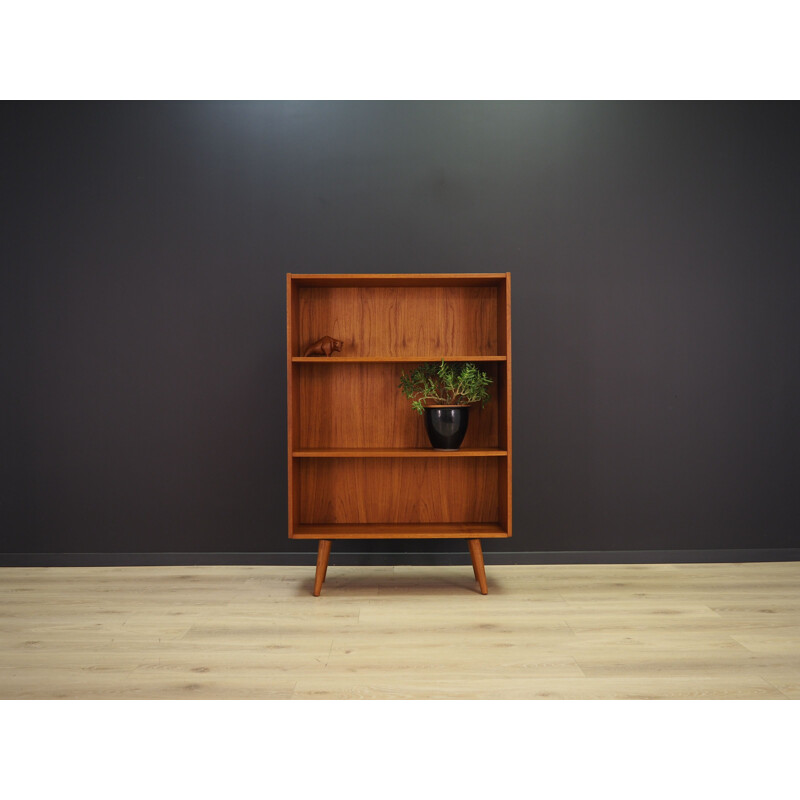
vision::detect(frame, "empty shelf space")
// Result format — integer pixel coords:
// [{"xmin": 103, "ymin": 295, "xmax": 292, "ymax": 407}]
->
[
  {"xmin": 293, "ymin": 448, "xmax": 507, "ymax": 457},
  {"xmin": 292, "ymin": 523, "xmax": 509, "ymax": 539}
]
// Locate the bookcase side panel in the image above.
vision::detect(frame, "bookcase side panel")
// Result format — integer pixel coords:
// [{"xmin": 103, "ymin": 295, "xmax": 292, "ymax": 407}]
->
[
  {"xmin": 499, "ymin": 274, "xmax": 512, "ymax": 535},
  {"xmin": 287, "ymin": 276, "xmax": 300, "ymax": 537}
]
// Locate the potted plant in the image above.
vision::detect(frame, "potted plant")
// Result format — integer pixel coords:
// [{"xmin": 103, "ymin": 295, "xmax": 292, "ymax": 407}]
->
[{"xmin": 399, "ymin": 360, "xmax": 492, "ymax": 450}]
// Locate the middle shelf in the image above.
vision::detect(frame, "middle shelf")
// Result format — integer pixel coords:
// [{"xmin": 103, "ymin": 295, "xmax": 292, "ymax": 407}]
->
[
  {"xmin": 292, "ymin": 355, "xmax": 506, "ymax": 363},
  {"xmin": 293, "ymin": 448, "xmax": 507, "ymax": 458}
]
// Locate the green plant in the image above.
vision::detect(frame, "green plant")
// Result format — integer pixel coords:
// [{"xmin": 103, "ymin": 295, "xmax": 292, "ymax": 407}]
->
[{"xmin": 399, "ymin": 360, "xmax": 492, "ymax": 414}]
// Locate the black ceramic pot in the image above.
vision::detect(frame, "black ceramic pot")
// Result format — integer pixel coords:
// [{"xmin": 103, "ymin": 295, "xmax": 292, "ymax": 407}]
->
[{"xmin": 423, "ymin": 405, "xmax": 470, "ymax": 450}]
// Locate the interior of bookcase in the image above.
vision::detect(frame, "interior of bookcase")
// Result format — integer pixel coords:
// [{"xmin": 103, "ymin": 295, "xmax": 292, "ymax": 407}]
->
[{"xmin": 295, "ymin": 285, "xmax": 502, "ymax": 358}]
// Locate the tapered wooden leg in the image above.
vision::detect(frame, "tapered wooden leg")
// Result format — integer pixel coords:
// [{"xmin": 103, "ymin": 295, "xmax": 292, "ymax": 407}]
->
[
  {"xmin": 313, "ymin": 540, "xmax": 331, "ymax": 597},
  {"xmin": 467, "ymin": 539, "xmax": 488, "ymax": 595}
]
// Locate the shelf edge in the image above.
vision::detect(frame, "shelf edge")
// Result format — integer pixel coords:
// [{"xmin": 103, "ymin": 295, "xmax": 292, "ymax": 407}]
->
[
  {"xmin": 292, "ymin": 356, "xmax": 507, "ymax": 363},
  {"xmin": 293, "ymin": 449, "xmax": 508, "ymax": 458}
]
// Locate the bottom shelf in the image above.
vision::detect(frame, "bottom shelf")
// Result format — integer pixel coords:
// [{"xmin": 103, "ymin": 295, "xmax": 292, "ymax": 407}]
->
[{"xmin": 292, "ymin": 523, "xmax": 509, "ymax": 539}]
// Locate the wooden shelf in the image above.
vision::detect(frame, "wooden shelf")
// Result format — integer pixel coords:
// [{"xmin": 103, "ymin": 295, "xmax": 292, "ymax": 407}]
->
[
  {"xmin": 293, "ymin": 448, "xmax": 507, "ymax": 458},
  {"xmin": 292, "ymin": 356, "xmax": 506, "ymax": 363},
  {"xmin": 293, "ymin": 523, "xmax": 509, "ymax": 539}
]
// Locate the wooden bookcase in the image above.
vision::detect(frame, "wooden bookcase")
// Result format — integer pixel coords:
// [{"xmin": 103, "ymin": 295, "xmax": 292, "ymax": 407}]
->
[{"xmin": 287, "ymin": 273, "xmax": 512, "ymax": 595}]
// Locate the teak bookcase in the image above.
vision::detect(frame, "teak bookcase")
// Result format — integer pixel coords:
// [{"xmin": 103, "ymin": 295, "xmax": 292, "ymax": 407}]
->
[{"xmin": 287, "ymin": 273, "xmax": 512, "ymax": 595}]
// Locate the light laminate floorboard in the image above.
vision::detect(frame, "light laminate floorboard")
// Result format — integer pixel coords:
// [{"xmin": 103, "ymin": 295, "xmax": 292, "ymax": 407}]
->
[{"xmin": 1, "ymin": 562, "xmax": 798, "ymax": 699}]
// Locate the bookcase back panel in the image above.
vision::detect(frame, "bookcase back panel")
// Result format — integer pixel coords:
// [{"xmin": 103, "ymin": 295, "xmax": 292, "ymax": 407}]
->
[
  {"xmin": 296, "ymin": 363, "xmax": 499, "ymax": 449},
  {"xmin": 299, "ymin": 458, "xmax": 499, "ymax": 524},
  {"xmin": 297, "ymin": 286, "xmax": 499, "ymax": 357}
]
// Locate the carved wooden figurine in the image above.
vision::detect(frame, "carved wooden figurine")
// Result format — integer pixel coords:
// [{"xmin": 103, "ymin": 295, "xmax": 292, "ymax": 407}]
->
[{"xmin": 303, "ymin": 336, "xmax": 343, "ymax": 357}]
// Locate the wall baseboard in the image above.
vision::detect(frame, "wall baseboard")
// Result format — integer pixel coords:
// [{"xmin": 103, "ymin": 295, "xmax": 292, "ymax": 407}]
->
[{"xmin": 2, "ymin": 549, "xmax": 799, "ymax": 567}]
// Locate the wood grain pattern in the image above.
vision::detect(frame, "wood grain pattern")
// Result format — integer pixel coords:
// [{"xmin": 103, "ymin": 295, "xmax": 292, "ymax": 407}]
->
[
  {"xmin": 298, "ymin": 458, "xmax": 499, "ymax": 524},
  {"xmin": 297, "ymin": 286, "xmax": 499, "ymax": 358},
  {"xmin": 2, "ymin": 562, "xmax": 797, "ymax": 699}
]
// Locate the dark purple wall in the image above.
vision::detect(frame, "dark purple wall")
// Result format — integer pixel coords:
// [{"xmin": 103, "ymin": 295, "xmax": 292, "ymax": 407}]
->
[{"xmin": 2, "ymin": 101, "xmax": 799, "ymax": 562}]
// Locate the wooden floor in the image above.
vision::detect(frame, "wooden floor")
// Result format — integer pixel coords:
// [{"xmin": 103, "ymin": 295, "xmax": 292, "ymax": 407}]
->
[{"xmin": 1, "ymin": 562, "xmax": 798, "ymax": 699}]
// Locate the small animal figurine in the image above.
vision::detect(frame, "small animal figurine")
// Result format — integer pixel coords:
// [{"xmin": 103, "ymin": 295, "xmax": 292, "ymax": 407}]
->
[{"xmin": 303, "ymin": 336, "xmax": 343, "ymax": 357}]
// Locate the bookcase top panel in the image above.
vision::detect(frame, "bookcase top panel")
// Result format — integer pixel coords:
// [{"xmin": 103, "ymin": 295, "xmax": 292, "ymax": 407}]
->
[{"xmin": 289, "ymin": 273, "xmax": 508, "ymax": 287}]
